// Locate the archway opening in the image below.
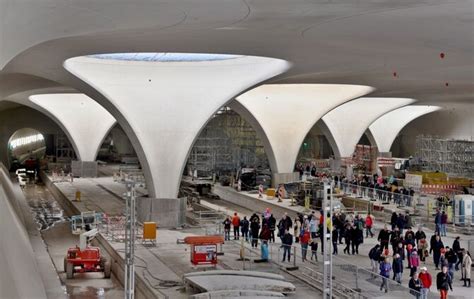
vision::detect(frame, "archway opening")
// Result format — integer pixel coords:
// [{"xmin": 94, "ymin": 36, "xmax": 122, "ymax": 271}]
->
[
  {"xmin": 8, "ymin": 128, "xmax": 46, "ymax": 171},
  {"xmin": 184, "ymin": 107, "xmax": 270, "ymax": 190}
]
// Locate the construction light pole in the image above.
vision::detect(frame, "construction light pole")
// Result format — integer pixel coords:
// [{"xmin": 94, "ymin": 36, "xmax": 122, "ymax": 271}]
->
[
  {"xmin": 124, "ymin": 181, "xmax": 136, "ymax": 299},
  {"xmin": 322, "ymin": 181, "xmax": 333, "ymax": 299}
]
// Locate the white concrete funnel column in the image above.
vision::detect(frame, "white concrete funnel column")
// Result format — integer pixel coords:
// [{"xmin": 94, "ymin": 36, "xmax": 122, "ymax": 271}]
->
[
  {"xmin": 322, "ymin": 97, "xmax": 416, "ymax": 158},
  {"xmin": 369, "ymin": 105, "xmax": 442, "ymax": 153},
  {"xmin": 29, "ymin": 94, "xmax": 116, "ymax": 162},
  {"xmin": 231, "ymin": 84, "xmax": 374, "ymax": 182},
  {"xmin": 64, "ymin": 53, "xmax": 290, "ymax": 202}
]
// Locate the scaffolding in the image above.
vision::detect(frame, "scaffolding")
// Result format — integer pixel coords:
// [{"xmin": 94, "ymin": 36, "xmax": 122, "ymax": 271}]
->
[
  {"xmin": 187, "ymin": 107, "xmax": 267, "ymax": 176},
  {"xmin": 55, "ymin": 132, "xmax": 75, "ymax": 162},
  {"xmin": 416, "ymin": 135, "xmax": 474, "ymax": 178}
]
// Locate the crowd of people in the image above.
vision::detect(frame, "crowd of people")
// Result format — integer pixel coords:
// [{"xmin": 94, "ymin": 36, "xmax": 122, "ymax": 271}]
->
[
  {"xmin": 370, "ymin": 225, "xmax": 472, "ymax": 298},
  {"xmin": 222, "ymin": 208, "xmax": 472, "ymax": 298}
]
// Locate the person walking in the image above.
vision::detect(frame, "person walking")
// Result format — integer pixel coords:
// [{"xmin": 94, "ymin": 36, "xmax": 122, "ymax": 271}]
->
[
  {"xmin": 332, "ymin": 228, "xmax": 338, "ymax": 255},
  {"xmin": 436, "ymin": 266, "xmax": 453, "ymax": 299},
  {"xmin": 281, "ymin": 230, "xmax": 293, "ymax": 262},
  {"xmin": 300, "ymin": 228, "xmax": 311, "ymax": 262},
  {"xmin": 419, "ymin": 267, "xmax": 432, "ymax": 299},
  {"xmin": 440, "ymin": 211, "xmax": 448, "ymax": 237},
  {"xmin": 352, "ymin": 224, "xmax": 363, "ymax": 255},
  {"xmin": 378, "ymin": 225, "xmax": 391, "ymax": 250},
  {"xmin": 232, "ymin": 212, "xmax": 241, "ymax": 240},
  {"xmin": 393, "ymin": 253, "xmax": 404, "ymax": 283},
  {"xmin": 369, "ymin": 244, "xmax": 382, "ymax": 276},
  {"xmin": 223, "ymin": 216, "xmax": 231, "ymax": 241},
  {"xmin": 462, "ymin": 250, "xmax": 472, "ymax": 287},
  {"xmin": 343, "ymin": 223, "xmax": 352, "ymax": 254},
  {"xmin": 445, "ymin": 247, "xmax": 457, "ymax": 280},
  {"xmin": 453, "ymin": 237, "xmax": 462, "ymax": 271},
  {"xmin": 409, "ymin": 272, "xmax": 422, "ymax": 299},
  {"xmin": 431, "ymin": 235, "xmax": 444, "ymax": 270},
  {"xmin": 410, "ymin": 248, "xmax": 420, "ymax": 277},
  {"xmin": 365, "ymin": 212, "xmax": 374, "ymax": 238},
  {"xmin": 241, "ymin": 216, "xmax": 249, "ymax": 241},
  {"xmin": 380, "ymin": 257, "xmax": 392, "ymax": 293}
]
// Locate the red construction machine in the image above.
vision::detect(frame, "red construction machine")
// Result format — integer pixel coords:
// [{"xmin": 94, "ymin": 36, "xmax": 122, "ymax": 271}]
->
[{"xmin": 63, "ymin": 228, "xmax": 111, "ymax": 279}]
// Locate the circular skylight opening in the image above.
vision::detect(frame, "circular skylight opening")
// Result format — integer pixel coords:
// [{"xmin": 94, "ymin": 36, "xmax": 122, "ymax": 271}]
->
[{"xmin": 87, "ymin": 53, "xmax": 241, "ymax": 62}]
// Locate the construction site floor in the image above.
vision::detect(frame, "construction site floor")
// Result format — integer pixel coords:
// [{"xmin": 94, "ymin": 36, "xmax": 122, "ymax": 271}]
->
[{"xmin": 46, "ymin": 174, "xmax": 319, "ymax": 298}]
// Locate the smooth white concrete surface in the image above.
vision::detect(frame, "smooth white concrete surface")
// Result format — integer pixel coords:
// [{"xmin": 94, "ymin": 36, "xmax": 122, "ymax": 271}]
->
[
  {"xmin": 0, "ymin": 164, "xmax": 47, "ymax": 299},
  {"xmin": 322, "ymin": 97, "xmax": 416, "ymax": 157},
  {"xmin": 369, "ymin": 105, "xmax": 441, "ymax": 153},
  {"xmin": 65, "ymin": 55, "xmax": 290, "ymax": 198},
  {"xmin": 232, "ymin": 84, "xmax": 374, "ymax": 173},
  {"xmin": 30, "ymin": 93, "xmax": 116, "ymax": 161}
]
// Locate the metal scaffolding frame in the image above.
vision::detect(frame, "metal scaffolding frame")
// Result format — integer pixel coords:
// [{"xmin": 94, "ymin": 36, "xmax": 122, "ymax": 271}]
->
[
  {"xmin": 416, "ymin": 135, "xmax": 474, "ymax": 178},
  {"xmin": 187, "ymin": 107, "xmax": 268, "ymax": 175}
]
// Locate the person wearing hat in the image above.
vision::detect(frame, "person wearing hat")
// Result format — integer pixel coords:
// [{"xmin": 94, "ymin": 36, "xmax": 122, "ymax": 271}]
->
[{"xmin": 419, "ymin": 266, "xmax": 432, "ymax": 299}]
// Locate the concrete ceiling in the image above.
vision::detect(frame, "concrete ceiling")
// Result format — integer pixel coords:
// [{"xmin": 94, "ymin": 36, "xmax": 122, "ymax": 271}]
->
[{"xmin": 0, "ymin": 0, "xmax": 472, "ymax": 104}]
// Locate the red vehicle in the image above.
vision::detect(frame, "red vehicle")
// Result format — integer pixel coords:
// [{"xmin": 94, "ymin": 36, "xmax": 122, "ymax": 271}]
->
[{"xmin": 64, "ymin": 246, "xmax": 111, "ymax": 279}]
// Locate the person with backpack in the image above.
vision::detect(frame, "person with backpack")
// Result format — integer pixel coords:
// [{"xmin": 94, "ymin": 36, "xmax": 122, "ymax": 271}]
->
[
  {"xmin": 409, "ymin": 272, "xmax": 422, "ymax": 299},
  {"xmin": 380, "ymin": 257, "xmax": 392, "ymax": 293},
  {"xmin": 436, "ymin": 266, "xmax": 453, "ymax": 299},
  {"xmin": 240, "ymin": 216, "xmax": 249, "ymax": 241},
  {"xmin": 369, "ymin": 244, "xmax": 382, "ymax": 276},
  {"xmin": 419, "ymin": 267, "xmax": 432, "ymax": 299}
]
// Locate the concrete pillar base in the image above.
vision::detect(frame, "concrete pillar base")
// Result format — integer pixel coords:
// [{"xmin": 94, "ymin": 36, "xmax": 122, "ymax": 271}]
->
[
  {"xmin": 272, "ymin": 172, "xmax": 300, "ymax": 187},
  {"xmin": 137, "ymin": 197, "xmax": 186, "ymax": 228}
]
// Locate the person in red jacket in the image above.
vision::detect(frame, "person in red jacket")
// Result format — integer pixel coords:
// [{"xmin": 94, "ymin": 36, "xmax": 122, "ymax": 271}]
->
[
  {"xmin": 419, "ymin": 267, "xmax": 432, "ymax": 299},
  {"xmin": 232, "ymin": 212, "xmax": 241, "ymax": 240},
  {"xmin": 300, "ymin": 229, "xmax": 311, "ymax": 262},
  {"xmin": 365, "ymin": 213, "xmax": 374, "ymax": 238}
]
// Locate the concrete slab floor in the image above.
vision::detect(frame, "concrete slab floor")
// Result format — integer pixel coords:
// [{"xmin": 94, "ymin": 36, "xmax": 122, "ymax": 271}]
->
[
  {"xmin": 50, "ymin": 175, "xmax": 320, "ymax": 298},
  {"xmin": 22, "ymin": 183, "xmax": 124, "ymax": 299}
]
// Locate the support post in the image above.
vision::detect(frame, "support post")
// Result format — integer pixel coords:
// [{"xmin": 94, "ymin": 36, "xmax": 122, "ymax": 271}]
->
[
  {"xmin": 323, "ymin": 182, "xmax": 333, "ymax": 299},
  {"xmin": 124, "ymin": 181, "xmax": 136, "ymax": 299}
]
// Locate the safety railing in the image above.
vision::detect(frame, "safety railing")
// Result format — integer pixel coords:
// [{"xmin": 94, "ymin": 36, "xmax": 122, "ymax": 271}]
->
[{"xmin": 340, "ymin": 182, "xmax": 417, "ymax": 208}]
